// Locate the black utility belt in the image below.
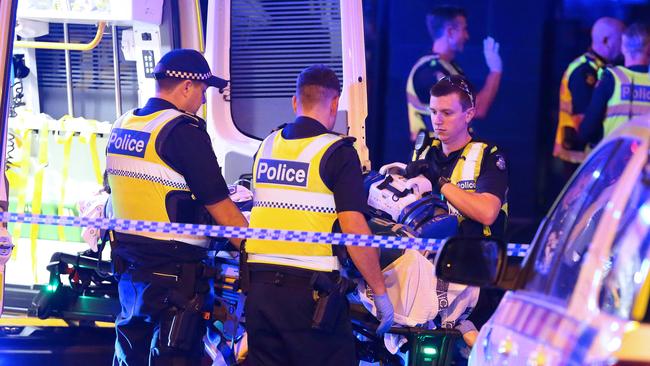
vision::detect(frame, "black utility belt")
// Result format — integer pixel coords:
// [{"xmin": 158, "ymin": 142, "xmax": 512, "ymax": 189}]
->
[
  {"xmin": 127, "ymin": 261, "xmax": 216, "ymax": 287},
  {"xmin": 248, "ymin": 263, "xmax": 339, "ymax": 288}
]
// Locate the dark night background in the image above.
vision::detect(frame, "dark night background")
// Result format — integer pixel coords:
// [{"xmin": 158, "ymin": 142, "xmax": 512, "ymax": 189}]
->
[{"xmin": 362, "ymin": 0, "xmax": 650, "ymax": 243}]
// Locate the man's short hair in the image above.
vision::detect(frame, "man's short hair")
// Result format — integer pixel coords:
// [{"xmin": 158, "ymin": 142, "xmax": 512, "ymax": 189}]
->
[
  {"xmin": 156, "ymin": 77, "xmax": 186, "ymax": 92},
  {"xmin": 623, "ymin": 23, "xmax": 650, "ymax": 55},
  {"xmin": 296, "ymin": 64, "xmax": 341, "ymax": 107},
  {"xmin": 426, "ymin": 5, "xmax": 467, "ymax": 42},
  {"xmin": 430, "ymin": 75, "xmax": 475, "ymax": 111}
]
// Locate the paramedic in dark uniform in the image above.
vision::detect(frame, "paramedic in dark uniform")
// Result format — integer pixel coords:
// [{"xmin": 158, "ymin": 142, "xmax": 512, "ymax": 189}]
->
[
  {"xmin": 244, "ymin": 65, "xmax": 394, "ymax": 366},
  {"xmin": 553, "ymin": 17, "xmax": 623, "ymax": 172},
  {"xmin": 107, "ymin": 49, "xmax": 248, "ymax": 366},
  {"xmin": 406, "ymin": 5, "xmax": 502, "ymax": 141},
  {"xmin": 408, "ymin": 75, "xmax": 508, "ymax": 334},
  {"xmin": 579, "ymin": 23, "xmax": 650, "ymax": 146}
]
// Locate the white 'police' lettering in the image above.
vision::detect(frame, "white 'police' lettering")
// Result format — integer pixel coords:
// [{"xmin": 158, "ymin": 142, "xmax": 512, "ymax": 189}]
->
[
  {"xmin": 256, "ymin": 159, "xmax": 309, "ymax": 187},
  {"xmin": 107, "ymin": 128, "xmax": 150, "ymax": 158}
]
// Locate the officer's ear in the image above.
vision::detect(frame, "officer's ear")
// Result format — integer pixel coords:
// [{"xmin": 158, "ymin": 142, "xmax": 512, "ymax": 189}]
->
[
  {"xmin": 464, "ymin": 106, "xmax": 475, "ymax": 124},
  {"xmin": 180, "ymin": 79, "xmax": 194, "ymax": 97},
  {"xmin": 292, "ymin": 95, "xmax": 298, "ymax": 113},
  {"xmin": 330, "ymin": 95, "xmax": 340, "ymax": 116}
]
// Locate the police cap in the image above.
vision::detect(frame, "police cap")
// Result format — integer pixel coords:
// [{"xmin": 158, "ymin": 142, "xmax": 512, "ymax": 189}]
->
[{"xmin": 153, "ymin": 49, "xmax": 228, "ymax": 91}]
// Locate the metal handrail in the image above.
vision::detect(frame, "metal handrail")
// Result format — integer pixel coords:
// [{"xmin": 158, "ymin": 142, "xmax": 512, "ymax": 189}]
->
[{"xmin": 14, "ymin": 21, "xmax": 106, "ymax": 50}]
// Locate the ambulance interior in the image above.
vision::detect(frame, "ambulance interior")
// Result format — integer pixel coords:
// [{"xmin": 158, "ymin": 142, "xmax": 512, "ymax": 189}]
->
[{"xmin": 5, "ymin": 0, "xmax": 367, "ymax": 288}]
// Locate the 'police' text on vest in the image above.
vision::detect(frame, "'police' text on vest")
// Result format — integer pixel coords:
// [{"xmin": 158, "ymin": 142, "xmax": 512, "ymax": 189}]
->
[
  {"xmin": 257, "ymin": 159, "xmax": 309, "ymax": 187},
  {"xmin": 108, "ymin": 128, "xmax": 150, "ymax": 158},
  {"xmin": 621, "ymin": 84, "xmax": 650, "ymax": 102}
]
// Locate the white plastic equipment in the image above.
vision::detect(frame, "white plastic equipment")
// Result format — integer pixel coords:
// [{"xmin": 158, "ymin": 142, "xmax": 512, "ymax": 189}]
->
[{"xmin": 367, "ymin": 163, "xmax": 432, "ymax": 222}]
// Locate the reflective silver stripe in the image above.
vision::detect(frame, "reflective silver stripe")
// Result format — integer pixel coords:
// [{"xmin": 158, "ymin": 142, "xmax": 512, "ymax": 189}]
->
[
  {"xmin": 448, "ymin": 143, "xmax": 485, "ymax": 216},
  {"xmin": 112, "ymin": 109, "xmax": 184, "ymax": 132},
  {"xmin": 248, "ymin": 253, "xmax": 340, "ymax": 271},
  {"xmin": 141, "ymin": 109, "xmax": 184, "ymax": 132},
  {"xmin": 297, "ymin": 134, "xmax": 341, "ymax": 162},
  {"xmin": 254, "ymin": 187, "xmax": 336, "ymax": 210},
  {"xmin": 610, "ymin": 66, "xmax": 630, "ymax": 84},
  {"xmin": 260, "ymin": 130, "xmax": 280, "ymax": 158},
  {"xmin": 460, "ymin": 143, "xmax": 484, "ymax": 181},
  {"xmin": 112, "ymin": 109, "xmax": 134, "ymax": 129}
]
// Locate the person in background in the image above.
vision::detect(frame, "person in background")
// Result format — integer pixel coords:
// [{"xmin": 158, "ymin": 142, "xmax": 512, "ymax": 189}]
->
[
  {"xmin": 554, "ymin": 17, "xmax": 624, "ymax": 177},
  {"xmin": 406, "ymin": 5, "xmax": 502, "ymax": 141},
  {"xmin": 579, "ymin": 23, "xmax": 650, "ymax": 145}
]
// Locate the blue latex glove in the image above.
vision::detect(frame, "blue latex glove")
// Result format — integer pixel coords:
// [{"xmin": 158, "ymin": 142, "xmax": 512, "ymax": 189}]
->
[{"xmin": 374, "ymin": 293, "xmax": 394, "ymax": 335}]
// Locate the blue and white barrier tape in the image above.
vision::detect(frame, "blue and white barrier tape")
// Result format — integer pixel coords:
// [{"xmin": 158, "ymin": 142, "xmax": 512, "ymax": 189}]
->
[{"xmin": 0, "ymin": 212, "xmax": 530, "ymax": 257}]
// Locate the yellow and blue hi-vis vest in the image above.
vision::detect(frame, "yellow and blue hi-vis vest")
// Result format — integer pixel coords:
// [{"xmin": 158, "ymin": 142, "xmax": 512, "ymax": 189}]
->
[
  {"xmin": 413, "ymin": 139, "xmax": 508, "ymax": 237},
  {"xmin": 106, "ymin": 108, "xmax": 210, "ymax": 248},
  {"xmin": 406, "ymin": 54, "xmax": 463, "ymax": 139},
  {"xmin": 247, "ymin": 129, "xmax": 344, "ymax": 272},
  {"xmin": 554, "ymin": 51, "xmax": 604, "ymax": 163},
  {"xmin": 603, "ymin": 65, "xmax": 650, "ymax": 137}
]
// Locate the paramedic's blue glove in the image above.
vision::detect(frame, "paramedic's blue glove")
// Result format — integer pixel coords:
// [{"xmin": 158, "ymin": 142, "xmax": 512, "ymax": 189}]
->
[{"xmin": 374, "ymin": 293, "xmax": 394, "ymax": 335}]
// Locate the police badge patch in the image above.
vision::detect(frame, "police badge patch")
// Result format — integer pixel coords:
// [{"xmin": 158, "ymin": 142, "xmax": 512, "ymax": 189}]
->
[{"xmin": 496, "ymin": 155, "xmax": 506, "ymax": 171}]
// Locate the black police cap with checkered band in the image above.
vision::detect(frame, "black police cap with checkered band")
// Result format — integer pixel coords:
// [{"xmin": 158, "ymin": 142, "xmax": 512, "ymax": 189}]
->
[{"xmin": 153, "ymin": 48, "xmax": 228, "ymax": 92}]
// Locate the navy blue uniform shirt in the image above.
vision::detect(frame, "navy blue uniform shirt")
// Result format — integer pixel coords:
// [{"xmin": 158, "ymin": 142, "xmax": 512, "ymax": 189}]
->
[
  {"xmin": 427, "ymin": 139, "xmax": 508, "ymax": 237},
  {"xmin": 579, "ymin": 65, "xmax": 649, "ymax": 145},
  {"xmin": 568, "ymin": 51, "xmax": 605, "ymax": 114},
  {"xmin": 280, "ymin": 116, "xmax": 366, "ymax": 213},
  {"xmin": 135, "ymin": 98, "xmax": 230, "ymax": 205}
]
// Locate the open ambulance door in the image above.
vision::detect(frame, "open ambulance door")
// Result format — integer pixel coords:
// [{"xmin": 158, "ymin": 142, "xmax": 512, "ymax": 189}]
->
[
  {"xmin": 205, "ymin": 0, "xmax": 371, "ymax": 183},
  {"xmin": 0, "ymin": 0, "xmax": 18, "ymax": 317}
]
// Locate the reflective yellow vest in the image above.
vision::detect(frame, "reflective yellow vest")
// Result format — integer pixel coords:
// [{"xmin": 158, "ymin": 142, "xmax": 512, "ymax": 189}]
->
[
  {"xmin": 603, "ymin": 65, "xmax": 650, "ymax": 136},
  {"xmin": 247, "ymin": 130, "xmax": 344, "ymax": 271},
  {"xmin": 106, "ymin": 108, "xmax": 210, "ymax": 248},
  {"xmin": 413, "ymin": 140, "xmax": 508, "ymax": 237},
  {"xmin": 406, "ymin": 54, "xmax": 462, "ymax": 139},
  {"xmin": 555, "ymin": 51, "xmax": 604, "ymax": 163}
]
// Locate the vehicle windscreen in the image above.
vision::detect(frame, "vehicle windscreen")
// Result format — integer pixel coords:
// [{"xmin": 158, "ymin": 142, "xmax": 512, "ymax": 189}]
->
[
  {"xmin": 525, "ymin": 138, "xmax": 639, "ymax": 303},
  {"xmin": 599, "ymin": 162, "xmax": 649, "ymax": 321}
]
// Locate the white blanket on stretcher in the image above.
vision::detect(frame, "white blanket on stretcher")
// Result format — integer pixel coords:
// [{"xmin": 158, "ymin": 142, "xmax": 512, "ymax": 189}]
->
[{"xmin": 354, "ymin": 249, "xmax": 479, "ymax": 353}]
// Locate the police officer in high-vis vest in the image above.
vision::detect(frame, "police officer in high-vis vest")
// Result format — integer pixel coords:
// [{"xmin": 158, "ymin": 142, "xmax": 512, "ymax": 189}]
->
[
  {"xmin": 406, "ymin": 5, "xmax": 502, "ymax": 142},
  {"xmin": 407, "ymin": 75, "xmax": 508, "ymax": 335},
  {"xmin": 244, "ymin": 65, "xmax": 393, "ymax": 366},
  {"xmin": 580, "ymin": 23, "xmax": 650, "ymax": 145},
  {"xmin": 408, "ymin": 75, "xmax": 508, "ymax": 239},
  {"xmin": 554, "ymin": 17, "xmax": 623, "ymax": 172},
  {"xmin": 107, "ymin": 49, "xmax": 248, "ymax": 365}
]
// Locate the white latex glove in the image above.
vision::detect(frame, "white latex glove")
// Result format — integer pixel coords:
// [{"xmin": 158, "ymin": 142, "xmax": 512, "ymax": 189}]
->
[{"xmin": 483, "ymin": 36, "xmax": 502, "ymax": 72}]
